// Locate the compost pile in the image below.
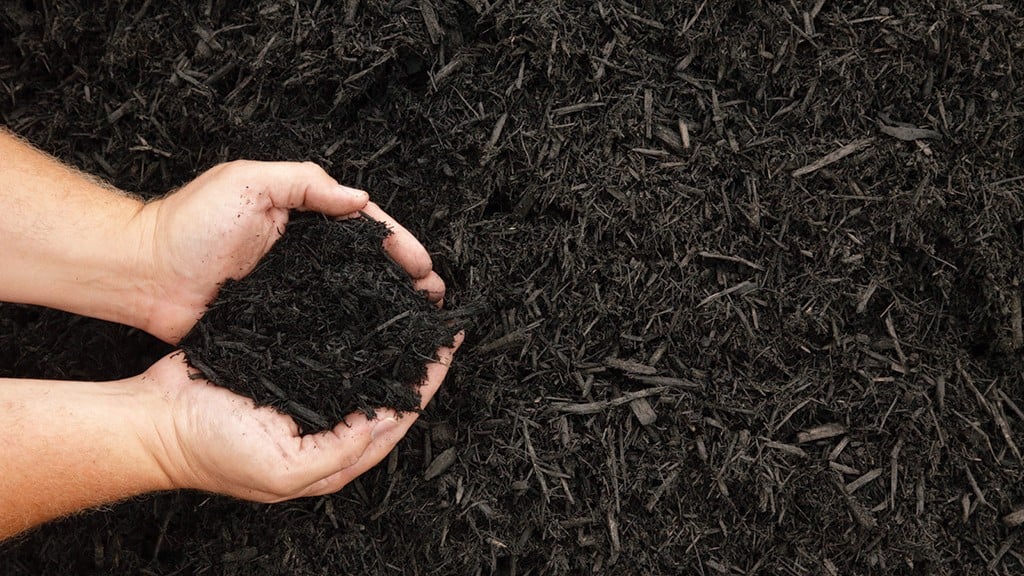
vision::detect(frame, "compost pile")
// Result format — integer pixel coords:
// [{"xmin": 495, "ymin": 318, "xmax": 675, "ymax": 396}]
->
[
  {"xmin": 179, "ymin": 215, "xmax": 455, "ymax": 432},
  {"xmin": 2, "ymin": 1, "xmax": 1024, "ymax": 574}
]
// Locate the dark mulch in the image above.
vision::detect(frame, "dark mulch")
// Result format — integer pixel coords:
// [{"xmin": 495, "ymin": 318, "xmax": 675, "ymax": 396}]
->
[
  {"xmin": 180, "ymin": 214, "xmax": 456, "ymax": 432},
  {"xmin": 2, "ymin": 1, "xmax": 1023, "ymax": 574}
]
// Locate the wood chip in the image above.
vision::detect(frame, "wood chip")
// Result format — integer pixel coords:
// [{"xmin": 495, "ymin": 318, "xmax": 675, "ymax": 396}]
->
[
  {"xmin": 698, "ymin": 280, "xmax": 758, "ymax": 307},
  {"xmin": 1011, "ymin": 287, "xmax": 1022, "ymax": 350},
  {"xmin": 988, "ymin": 531, "xmax": 1020, "ymax": 572},
  {"xmin": 796, "ymin": 423, "xmax": 846, "ymax": 444},
  {"xmin": 831, "ymin": 474, "xmax": 877, "ymax": 530},
  {"xmin": 343, "ymin": 0, "xmax": 360, "ymax": 23},
  {"xmin": 698, "ymin": 251, "xmax": 764, "ymax": 271},
  {"xmin": 424, "ymin": 447, "xmax": 457, "ymax": 480},
  {"xmin": 551, "ymin": 386, "xmax": 668, "ymax": 415},
  {"xmin": 653, "ymin": 124, "xmax": 683, "ymax": 152},
  {"xmin": 107, "ymin": 100, "xmax": 135, "ymax": 124},
  {"xmin": 645, "ymin": 468, "xmax": 680, "ymax": 511},
  {"xmin": 1002, "ymin": 507, "xmax": 1024, "ymax": 527},
  {"xmin": 679, "ymin": 118, "xmax": 691, "ymax": 149},
  {"xmin": 879, "ymin": 124, "xmax": 941, "ymax": 141},
  {"xmin": 856, "ymin": 278, "xmax": 879, "ymax": 313},
  {"xmin": 476, "ymin": 330, "xmax": 528, "ymax": 353},
  {"xmin": 766, "ymin": 441, "xmax": 808, "ymax": 458},
  {"xmin": 552, "ymin": 101, "xmax": 605, "ymax": 116},
  {"xmin": 629, "ymin": 397, "xmax": 658, "ymax": 425},
  {"xmin": 604, "ymin": 357, "xmax": 657, "ymax": 375},
  {"xmin": 829, "ymin": 461, "xmax": 860, "ymax": 475},
  {"xmin": 431, "ymin": 54, "xmax": 467, "ymax": 88},
  {"xmin": 845, "ymin": 467, "xmax": 883, "ymax": 494},
  {"xmin": 419, "ymin": 0, "xmax": 443, "ymax": 44},
  {"xmin": 792, "ymin": 138, "xmax": 874, "ymax": 178},
  {"xmin": 625, "ymin": 374, "xmax": 701, "ymax": 390}
]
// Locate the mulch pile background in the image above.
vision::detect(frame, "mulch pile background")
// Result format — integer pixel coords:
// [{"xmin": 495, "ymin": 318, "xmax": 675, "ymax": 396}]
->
[{"xmin": 2, "ymin": 1, "xmax": 1023, "ymax": 574}]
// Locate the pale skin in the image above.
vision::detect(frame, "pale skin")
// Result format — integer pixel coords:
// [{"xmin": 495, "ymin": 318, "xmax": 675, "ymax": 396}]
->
[{"xmin": 0, "ymin": 130, "xmax": 462, "ymax": 540}]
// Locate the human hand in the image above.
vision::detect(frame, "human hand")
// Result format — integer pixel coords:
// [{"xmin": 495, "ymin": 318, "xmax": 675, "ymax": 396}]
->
[
  {"xmin": 142, "ymin": 332, "xmax": 462, "ymax": 501},
  {"xmin": 132, "ymin": 160, "xmax": 445, "ymax": 343}
]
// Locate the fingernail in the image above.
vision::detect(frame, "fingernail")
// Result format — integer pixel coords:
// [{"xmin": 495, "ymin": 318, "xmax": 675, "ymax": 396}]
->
[
  {"xmin": 337, "ymin": 184, "xmax": 369, "ymax": 202},
  {"xmin": 371, "ymin": 417, "xmax": 401, "ymax": 442}
]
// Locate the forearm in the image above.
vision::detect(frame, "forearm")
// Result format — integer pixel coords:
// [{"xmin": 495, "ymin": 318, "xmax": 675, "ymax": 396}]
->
[
  {"xmin": 0, "ymin": 375, "xmax": 174, "ymax": 540},
  {"xmin": 0, "ymin": 129, "xmax": 154, "ymax": 328}
]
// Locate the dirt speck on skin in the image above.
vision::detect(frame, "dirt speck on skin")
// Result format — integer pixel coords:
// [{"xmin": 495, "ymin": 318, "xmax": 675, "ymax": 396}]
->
[{"xmin": 2, "ymin": 1, "xmax": 1023, "ymax": 574}]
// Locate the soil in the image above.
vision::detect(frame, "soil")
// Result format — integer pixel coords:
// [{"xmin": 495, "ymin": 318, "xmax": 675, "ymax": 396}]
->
[
  {"xmin": 179, "ymin": 214, "xmax": 456, "ymax": 433},
  {"xmin": 1, "ymin": 1, "xmax": 1023, "ymax": 574}
]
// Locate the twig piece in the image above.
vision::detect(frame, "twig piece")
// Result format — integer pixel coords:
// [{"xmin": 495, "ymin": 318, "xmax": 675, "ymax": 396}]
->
[
  {"xmin": 1011, "ymin": 287, "xmax": 1022, "ymax": 350},
  {"xmin": 879, "ymin": 124, "xmax": 941, "ymax": 141},
  {"xmin": 604, "ymin": 357, "xmax": 657, "ymax": 375},
  {"xmin": 369, "ymin": 310, "xmax": 411, "ymax": 335},
  {"xmin": 766, "ymin": 441, "xmax": 808, "ymax": 458},
  {"xmin": 678, "ymin": 118, "xmax": 691, "ymax": 149},
  {"xmin": 698, "ymin": 280, "xmax": 758, "ymax": 307},
  {"xmin": 797, "ymin": 423, "xmax": 846, "ymax": 444},
  {"xmin": 792, "ymin": 138, "xmax": 874, "ymax": 177},
  {"xmin": 625, "ymin": 374, "xmax": 702, "ymax": 390},
  {"xmin": 697, "ymin": 251, "xmax": 764, "ymax": 271},
  {"xmin": 988, "ymin": 532, "xmax": 1020, "ymax": 571},
  {"xmin": 959, "ymin": 361, "xmax": 1022, "ymax": 462},
  {"xmin": 552, "ymin": 101, "xmax": 605, "ymax": 116},
  {"xmin": 830, "ymin": 473, "xmax": 877, "ymax": 529},
  {"xmin": 551, "ymin": 387, "xmax": 668, "ymax": 415},
  {"xmin": 856, "ymin": 278, "xmax": 879, "ymax": 313},
  {"xmin": 846, "ymin": 468, "xmax": 883, "ymax": 494},
  {"xmin": 645, "ymin": 468, "xmax": 681, "ymax": 511}
]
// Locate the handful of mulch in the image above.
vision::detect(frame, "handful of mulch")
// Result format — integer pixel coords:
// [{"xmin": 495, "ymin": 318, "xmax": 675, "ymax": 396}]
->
[{"xmin": 179, "ymin": 214, "xmax": 457, "ymax": 433}]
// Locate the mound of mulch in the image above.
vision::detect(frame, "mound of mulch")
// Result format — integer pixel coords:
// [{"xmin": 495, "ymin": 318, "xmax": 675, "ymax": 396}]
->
[
  {"xmin": 3, "ymin": 1, "xmax": 1024, "ymax": 575},
  {"xmin": 179, "ymin": 215, "xmax": 456, "ymax": 432}
]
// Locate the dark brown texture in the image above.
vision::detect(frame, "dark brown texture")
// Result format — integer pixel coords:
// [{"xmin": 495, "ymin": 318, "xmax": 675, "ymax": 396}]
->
[
  {"xmin": 2, "ymin": 1, "xmax": 1024, "ymax": 574},
  {"xmin": 179, "ymin": 215, "xmax": 455, "ymax": 432}
]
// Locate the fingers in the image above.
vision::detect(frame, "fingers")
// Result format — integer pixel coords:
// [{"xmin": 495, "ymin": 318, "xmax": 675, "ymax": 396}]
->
[
  {"xmin": 289, "ymin": 413, "xmax": 376, "ymax": 486},
  {"xmin": 359, "ymin": 201, "xmax": 433, "ymax": 279},
  {"xmin": 414, "ymin": 271, "xmax": 445, "ymax": 306},
  {"xmin": 226, "ymin": 160, "xmax": 369, "ymax": 217},
  {"xmin": 416, "ymin": 331, "xmax": 463, "ymax": 408},
  {"xmin": 302, "ymin": 332, "xmax": 464, "ymax": 496},
  {"xmin": 217, "ymin": 161, "xmax": 433, "ymax": 280}
]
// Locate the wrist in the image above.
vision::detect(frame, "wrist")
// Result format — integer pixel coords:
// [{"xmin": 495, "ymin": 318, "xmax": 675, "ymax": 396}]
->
[
  {"xmin": 127, "ymin": 365, "xmax": 190, "ymax": 493},
  {"xmin": 109, "ymin": 375, "xmax": 179, "ymax": 493},
  {"xmin": 123, "ymin": 199, "xmax": 210, "ymax": 344},
  {"xmin": 133, "ymin": 354, "xmax": 212, "ymax": 493},
  {"xmin": 91, "ymin": 195, "xmax": 160, "ymax": 329}
]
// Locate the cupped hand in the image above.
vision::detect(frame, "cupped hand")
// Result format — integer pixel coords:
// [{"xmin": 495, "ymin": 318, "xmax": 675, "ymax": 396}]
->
[
  {"xmin": 133, "ymin": 160, "xmax": 446, "ymax": 343},
  {"xmin": 143, "ymin": 332, "xmax": 463, "ymax": 501}
]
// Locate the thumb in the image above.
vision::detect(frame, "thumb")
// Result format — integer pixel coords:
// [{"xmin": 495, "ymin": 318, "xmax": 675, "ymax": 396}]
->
[{"xmin": 243, "ymin": 161, "xmax": 369, "ymax": 217}]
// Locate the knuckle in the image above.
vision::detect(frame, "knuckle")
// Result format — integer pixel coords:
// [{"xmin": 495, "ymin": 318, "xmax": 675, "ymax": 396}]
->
[
  {"xmin": 299, "ymin": 160, "xmax": 327, "ymax": 178},
  {"xmin": 213, "ymin": 160, "xmax": 256, "ymax": 187},
  {"xmin": 221, "ymin": 159, "xmax": 251, "ymax": 174}
]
